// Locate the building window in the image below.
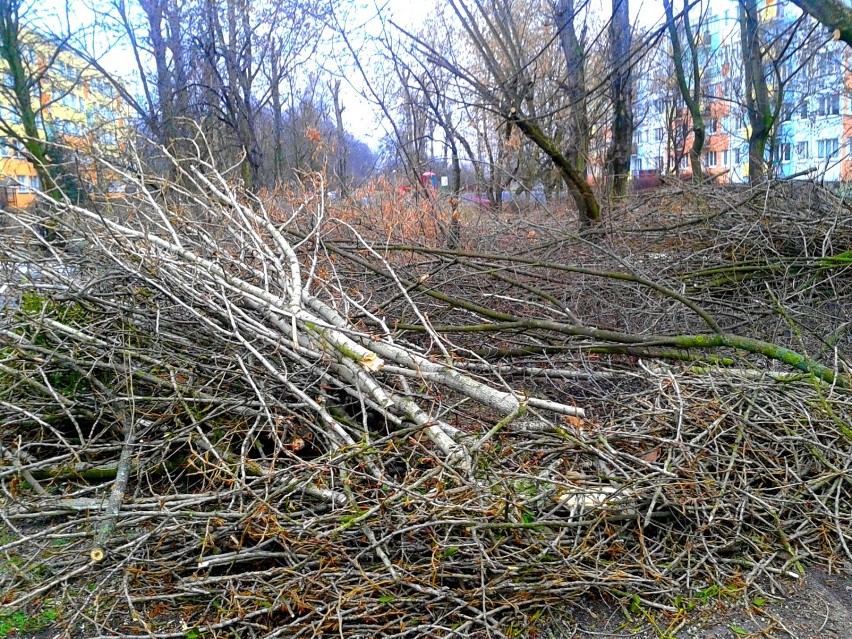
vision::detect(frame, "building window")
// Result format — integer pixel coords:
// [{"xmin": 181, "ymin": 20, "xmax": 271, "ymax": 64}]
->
[
  {"xmin": 17, "ymin": 175, "xmax": 30, "ymax": 193},
  {"xmin": 781, "ymin": 102, "xmax": 793, "ymax": 122},
  {"xmin": 736, "ymin": 144, "xmax": 749, "ymax": 164},
  {"xmin": 707, "ymin": 118, "xmax": 718, "ymax": 134},
  {"xmin": 722, "ymin": 149, "xmax": 730, "ymax": 166},
  {"xmin": 818, "ymin": 54, "xmax": 840, "ymax": 77},
  {"xmin": 31, "ymin": 175, "xmax": 41, "ymax": 191},
  {"xmin": 817, "ymin": 138, "xmax": 839, "ymax": 159},
  {"xmin": 654, "ymin": 128, "xmax": 664, "ymax": 142},
  {"xmin": 779, "ymin": 142, "xmax": 791, "ymax": 162},
  {"xmin": 796, "ymin": 141, "xmax": 809, "ymax": 158},
  {"xmin": 817, "ymin": 94, "xmax": 840, "ymax": 116},
  {"xmin": 704, "ymin": 151, "xmax": 717, "ymax": 168},
  {"xmin": 799, "ymin": 101, "xmax": 809, "ymax": 119},
  {"xmin": 680, "ymin": 155, "xmax": 688, "ymax": 170}
]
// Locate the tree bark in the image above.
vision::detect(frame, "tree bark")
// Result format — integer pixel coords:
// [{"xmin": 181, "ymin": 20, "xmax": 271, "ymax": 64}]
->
[
  {"xmin": 606, "ymin": 0, "xmax": 634, "ymax": 198},
  {"xmin": 739, "ymin": 0, "xmax": 772, "ymax": 183},
  {"xmin": 510, "ymin": 114, "xmax": 601, "ymax": 229},
  {"xmin": 330, "ymin": 79, "xmax": 349, "ymax": 198},
  {"xmin": 553, "ymin": 0, "xmax": 601, "ymax": 228},
  {"xmin": 663, "ymin": 0, "xmax": 705, "ymax": 181}
]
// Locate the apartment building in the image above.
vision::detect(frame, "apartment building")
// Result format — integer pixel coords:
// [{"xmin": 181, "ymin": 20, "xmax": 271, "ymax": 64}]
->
[
  {"xmin": 0, "ymin": 34, "xmax": 130, "ymax": 207},
  {"xmin": 632, "ymin": 0, "xmax": 850, "ymax": 184}
]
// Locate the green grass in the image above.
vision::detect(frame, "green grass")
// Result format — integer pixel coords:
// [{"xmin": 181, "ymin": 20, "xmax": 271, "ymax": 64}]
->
[{"xmin": 0, "ymin": 606, "xmax": 59, "ymax": 637}]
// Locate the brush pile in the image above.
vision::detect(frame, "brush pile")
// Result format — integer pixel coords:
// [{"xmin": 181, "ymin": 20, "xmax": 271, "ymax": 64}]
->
[{"xmin": 1, "ymin": 155, "xmax": 850, "ymax": 638}]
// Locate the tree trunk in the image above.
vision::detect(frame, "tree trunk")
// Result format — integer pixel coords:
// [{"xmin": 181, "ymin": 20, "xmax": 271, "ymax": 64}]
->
[
  {"xmin": 606, "ymin": 0, "xmax": 634, "ymax": 198},
  {"xmin": 330, "ymin": 79, "xmax": 349, "ymax": 198},
  {"xmin": 270, "ymin": 42, "xmax": 284, "ymax": 184},
  {"xmin": 165, "ymin": 4, "xmax": 189, "ymax": 127},
  {"xmin": 0, "ymin": 0, "xmax": 60, "ymax": 202},
  {"xmin": 739, "ymin": 0, "xmax": 772, "ymax": 183},
  {"xmin": 663, "ymin": 0, "xmax": 705, "ymax": 181},
  {"xmin": 447, "ymin": 135, "xmax": 461, "ymax": 249},
  {"xmin": 510, "ymin": 114, "xmax": 600, "ymax": 229},
  {"xmin": 139, "ymin": 0, "xmax": 176, "ymax": 150},
  {"xmin": 553, "ymin": 0, "xmax": 601, "ymax": 228}
]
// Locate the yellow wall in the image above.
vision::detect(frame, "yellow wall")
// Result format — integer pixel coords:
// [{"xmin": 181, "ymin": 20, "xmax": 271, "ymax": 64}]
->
[
  {"xmin": 0, "ymin": 152, "xmax": 39, "ymax": 207},
  {"xmin": 0, "ymin": 35, "xmax": 130, "ymax": 207}
]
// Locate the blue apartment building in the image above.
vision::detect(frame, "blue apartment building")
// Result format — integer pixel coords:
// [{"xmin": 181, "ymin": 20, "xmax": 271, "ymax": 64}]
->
[{"xmin": 632, "ymin": 0, "xmax": 851, "ymax": 183}]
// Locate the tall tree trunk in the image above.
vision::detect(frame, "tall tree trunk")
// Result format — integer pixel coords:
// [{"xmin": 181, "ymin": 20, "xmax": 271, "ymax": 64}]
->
[
  {"xmin": 0, "ymin": 0, "xmax": 60, "ymax": 201},
  {"xmin": 139, "ymin": 0, "xmax": 175, "ymax": 150},
  {"xmin": 270, "ymin": 42, "xmax": 284, "ymax": 184},
  {"xmin": 739, "ymin": 0, "xmax": 771, "ymax": 183},
  {"xmin": 554, "ymin": 0, "xmax": 600, "ymax": 228},
  {"xmin": 447, "ymin": 135, "xmax": 461, "ymax": 249},
  {"xmin": 663, "ymin": 0, "xmax": 704, "ymax": 181},
  {"xmin": 330, "ymin": 79, "xmax": 349, "ymax": 197},
  {"xmin": 606, "ymin": 0, "xmax": 634, "ymax": 198},
  {"xmin": 165, "ymin": 4, "xmax": 189, "ymax": 126}
]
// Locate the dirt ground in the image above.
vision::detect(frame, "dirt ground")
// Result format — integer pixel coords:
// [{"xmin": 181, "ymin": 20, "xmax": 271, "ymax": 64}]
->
[{"xmin": 549, "ymin": 567, "xmax": 852, "ymax": 639}]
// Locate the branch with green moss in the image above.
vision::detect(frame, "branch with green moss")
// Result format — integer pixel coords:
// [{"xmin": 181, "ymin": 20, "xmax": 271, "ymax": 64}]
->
[{"xmin": 291, "ymin": 236, "xmax": 844, "ymax": 388}]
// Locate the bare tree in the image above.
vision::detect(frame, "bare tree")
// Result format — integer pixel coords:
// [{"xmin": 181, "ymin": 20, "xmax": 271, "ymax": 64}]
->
[
  {"xmin": 738, "ymin": 0, "xmax": 773, "ymax": 183},
  {"xmin": 663, "ymin": 0, "xmax": 705, "ymax": 180},
  {"xmin": 606, "ymin": 0, "xmax": 634, "ymax": 197},
  {"xmin": 737, "ymin": 1, "xmax": 816, "ymax": 182},
  {"xmin": 424, "ymin": 0, "xmax": 602, "ymax": 229},
  {"xmin": 329, "ymin": 78, "xmax": 349, "ymax": 197},
  {"xmin": 85, "ymin": 0, "xmax": 326, "ymax": 189},
  {"xmin": 137, "ymin": 0, "xmax": 191, "ymax": 151},
  {"xmin": 406, "ymin": 63, "xmax": 473, "ymax": 245},
  {"xmin": 554, "ymin": 0, "xmax": 591, "ymax": 196},
  {"xmin": 0, "ymin": 0, "xmax": 63, "ymax": 200},
  {"xmin": 196, "ymin": 0, "xmax": 267, "ymax": 188}
]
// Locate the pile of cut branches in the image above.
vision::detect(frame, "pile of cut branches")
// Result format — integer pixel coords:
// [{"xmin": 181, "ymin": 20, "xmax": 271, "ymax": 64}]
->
[{"xmin": 1, "ymin": 155, "xmax": 850, "ymax": 638}]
